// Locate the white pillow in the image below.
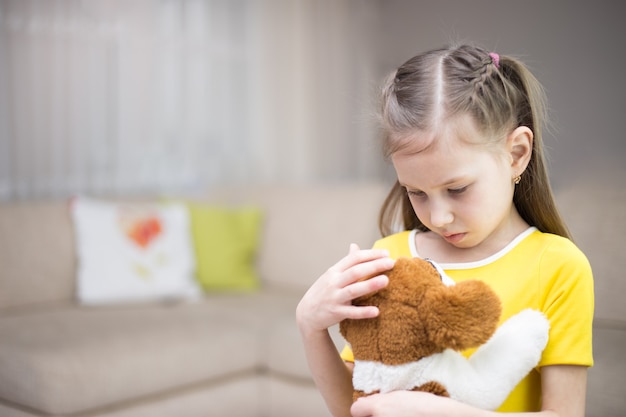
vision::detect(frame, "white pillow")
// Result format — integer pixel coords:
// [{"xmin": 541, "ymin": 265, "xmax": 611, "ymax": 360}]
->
[{"xmin": 71, "ymin": 197, "xmax": 200, "ymax": 305}]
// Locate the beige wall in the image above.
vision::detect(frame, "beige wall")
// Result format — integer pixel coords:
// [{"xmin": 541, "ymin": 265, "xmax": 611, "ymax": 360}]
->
[
  {"xmin": 1, "ymin": 1, "xmax": 624, "ymax": 197},
  {"xmin": 375, "ymin": 0, "xmax": 626, "ymax": 190}
]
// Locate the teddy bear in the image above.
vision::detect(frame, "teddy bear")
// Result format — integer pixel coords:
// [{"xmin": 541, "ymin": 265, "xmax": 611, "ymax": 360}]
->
[{"xmin": 339, "ymin": 256, "xmax": 550, "ymax": 410}]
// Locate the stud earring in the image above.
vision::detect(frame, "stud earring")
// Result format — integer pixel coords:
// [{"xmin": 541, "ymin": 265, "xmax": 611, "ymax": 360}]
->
[{"xmin": 513, "ymin": 175, "xmax": 522, "ymax": 185}]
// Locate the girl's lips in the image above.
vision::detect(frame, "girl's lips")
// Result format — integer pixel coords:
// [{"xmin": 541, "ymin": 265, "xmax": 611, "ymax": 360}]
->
[{"xmin": 443, "ymin": 232, "xmax": 466, "ymax": 244}]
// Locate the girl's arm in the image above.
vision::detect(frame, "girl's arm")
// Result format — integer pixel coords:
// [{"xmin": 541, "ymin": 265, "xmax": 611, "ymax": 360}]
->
[
  {"xmin": 349, "ymin": 365, "xmax": 588, "ymax": 417},
  {"xmin": 540, "ymin": 365, "xmax": 587, "ymax": 417},
  {"xmin": 298, "ymin": 324, "xmax": 354, "ymax": 416},
  {"xmin": 296, "ymin": 244, "xmax": 394, "ymax": 417}
]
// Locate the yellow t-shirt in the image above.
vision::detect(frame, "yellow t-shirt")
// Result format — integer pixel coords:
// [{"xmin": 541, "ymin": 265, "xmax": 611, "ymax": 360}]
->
[{"xmin": 340, "ymin": 227, "xmax": 594, "ymax": 412}]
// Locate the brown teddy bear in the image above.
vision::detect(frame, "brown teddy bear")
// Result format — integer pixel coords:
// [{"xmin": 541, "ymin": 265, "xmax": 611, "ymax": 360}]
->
[{"xmin": 339, "ymin": 257, "xmax": 549, "ymax": 410}]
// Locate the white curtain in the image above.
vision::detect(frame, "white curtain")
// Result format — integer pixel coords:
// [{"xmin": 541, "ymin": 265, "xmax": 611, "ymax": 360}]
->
[{"xmin": 0, "ymin": 0, "xmax": 384, "ymax": 200}]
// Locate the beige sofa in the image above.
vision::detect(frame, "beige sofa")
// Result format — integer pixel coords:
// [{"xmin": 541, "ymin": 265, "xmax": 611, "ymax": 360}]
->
[
  {"xmin": 0, "ymin": 184, "xmax": 388, "ymax": 417},
  {"xmin": 0, "ymin": 182, "xmax": 624, "ymax": 417}
]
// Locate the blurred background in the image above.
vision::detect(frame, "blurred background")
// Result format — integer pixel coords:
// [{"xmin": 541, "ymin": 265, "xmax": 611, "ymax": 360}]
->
[
  {"xmin": 1, "ymin": 3, "xmax": 625, "ymax": 416},
  {"xmin": 0, "ymin": 0, "xmax": 624, "ymax": 200}
]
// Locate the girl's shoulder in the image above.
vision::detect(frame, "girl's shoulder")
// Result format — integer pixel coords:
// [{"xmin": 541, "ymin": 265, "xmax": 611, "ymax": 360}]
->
[
  {"xmin": 524, "ymin": 229, "xmax": 590, "ymax": 266},
  {"xmin": 508, "ymin": 230, "xmax": 593, "ymax": 288}
]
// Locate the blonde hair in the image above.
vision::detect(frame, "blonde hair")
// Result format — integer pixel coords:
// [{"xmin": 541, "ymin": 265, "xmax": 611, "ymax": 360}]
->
[{"xmin": 378, "ymin": 44, "xmax": 571, "ymax": 239}]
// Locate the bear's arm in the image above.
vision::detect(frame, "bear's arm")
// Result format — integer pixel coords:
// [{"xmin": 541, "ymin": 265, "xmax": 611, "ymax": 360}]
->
[{"xmin": 421, "ymin": 280, "xmax": 502, "ymax": 351}]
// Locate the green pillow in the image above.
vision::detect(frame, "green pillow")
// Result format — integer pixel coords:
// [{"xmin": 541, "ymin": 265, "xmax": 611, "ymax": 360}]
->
[{"xmin": 188, "ymin": 204, "xmax": 263, "ymax": 292}]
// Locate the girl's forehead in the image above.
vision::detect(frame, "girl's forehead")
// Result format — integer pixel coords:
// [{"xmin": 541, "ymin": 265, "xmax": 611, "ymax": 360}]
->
[
  {"xmin": 392, "ymin": 114, "xmax": 488, "ymax": 156},
  {"xmin": 392, "ymin": 137, "xmax": 484, "ymax": 170},
  {"xmin": 392, "ymin": 140, "xmax": 497, "ymax": 189},
  {"xmin": 391, "ymin": 117, "xmax": 507, "ymax": 186}
]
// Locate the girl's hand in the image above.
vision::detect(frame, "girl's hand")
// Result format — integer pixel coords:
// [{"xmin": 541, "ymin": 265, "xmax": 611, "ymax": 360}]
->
[
  {"xmin": 296, "ymin": 243, "xmax": 394, "ymax": 335},
  {"xmin": 350, "ymin": 391, "xmax": 480, "ymax": 417}
]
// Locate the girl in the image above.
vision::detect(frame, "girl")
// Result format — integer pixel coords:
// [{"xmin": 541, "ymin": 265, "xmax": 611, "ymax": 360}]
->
[{"xmin": 296, "ymin": 44, "xmax": 594, "ymax": 417}]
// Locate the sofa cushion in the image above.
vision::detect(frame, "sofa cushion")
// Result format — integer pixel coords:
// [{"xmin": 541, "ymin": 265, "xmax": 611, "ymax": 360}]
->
[
  {"xmin": 94, "ymin": 376, "xmax": 266, "ymax": 417},
  {"xmin": 188, "ymin": 203, "xmax": 263, "ymax": 292},
  {"xmin": 0, "ymin": 201, "xmax": 76, "ymax": 310},
  {"xmin": 0, "ymin": 403, "xmax": 36, "ymax": 417},
  {"xmin": 71, "ymin": 198, "xmax": 201, "ymax": 305},
  {"xmin": 255, "ymin": 184, "xmax": 388, "ymax": 293},
  {"xmin": 266, "ymin": 318, "xmax": 345, "ymax": 380},
  {"xmin": 0, "ymin": 301, "xmax": 264, "ymax": 415},
  {"xmin": 267, "ymin": 376, "xmax": 333, "ymax": 417}
]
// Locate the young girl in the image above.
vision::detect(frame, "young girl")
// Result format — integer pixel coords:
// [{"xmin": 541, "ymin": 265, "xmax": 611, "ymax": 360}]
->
[{"xmin": 296, "ymin": 44, "xmax": 594, "ymax": 417}]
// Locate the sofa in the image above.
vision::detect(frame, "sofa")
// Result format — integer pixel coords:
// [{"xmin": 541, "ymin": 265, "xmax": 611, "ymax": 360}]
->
[
  {"xmin": 0, "ymin": 181, "xmax": 624, "ymax": 417},
  {"xmin": 0, "ymin": 184, "xmax": 389, "ymax": 417}
]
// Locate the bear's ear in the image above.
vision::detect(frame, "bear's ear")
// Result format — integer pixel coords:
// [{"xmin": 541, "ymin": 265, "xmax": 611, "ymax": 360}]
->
[
  {"xmin": 384, "ymin": 257, "xmax": 443, "ymax": 299},
  {"xmin": 421, "ymin": 280, "xmax": 502, "ymax": 350}
]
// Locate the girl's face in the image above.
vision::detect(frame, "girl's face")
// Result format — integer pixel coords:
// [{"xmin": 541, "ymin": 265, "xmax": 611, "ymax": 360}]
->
[{"xmin": 391, "ymin": 116, "xmax": 529, "ymax": 256}]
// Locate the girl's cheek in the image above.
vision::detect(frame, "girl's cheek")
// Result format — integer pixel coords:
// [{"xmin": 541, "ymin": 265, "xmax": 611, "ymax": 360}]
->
[
  {"xmin": 408, "ymin": 200, "xmax": 421, "ymax": 214},
  {"xmin": 411, "ymin": 204, "xmax": 430, "ymax": 225}
]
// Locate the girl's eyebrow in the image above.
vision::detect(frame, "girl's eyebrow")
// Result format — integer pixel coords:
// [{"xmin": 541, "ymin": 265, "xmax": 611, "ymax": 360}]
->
[
  {"xmin": 400, "ymin": 176, "xmax": 467, "ymax": 190},
  {"xmin": 440, "ymin": 176, "xmax": 468, "ymax": 186}
]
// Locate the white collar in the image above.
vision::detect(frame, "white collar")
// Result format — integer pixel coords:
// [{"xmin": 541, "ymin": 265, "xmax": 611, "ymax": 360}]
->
[{"xmin": 409, "ymin": 227, "xmax": 538, "ymax": 270}]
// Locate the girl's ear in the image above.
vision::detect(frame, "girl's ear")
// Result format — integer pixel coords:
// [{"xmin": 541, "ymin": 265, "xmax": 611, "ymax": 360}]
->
[{"xmin": 507, "ymin": 126, "xmax": 533, "ymax": 176}]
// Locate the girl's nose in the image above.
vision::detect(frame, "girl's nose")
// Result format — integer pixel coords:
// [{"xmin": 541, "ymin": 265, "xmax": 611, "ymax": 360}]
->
[{"xmin": 429, "ymin": 201, "xmax": 454, "ymax": 228}]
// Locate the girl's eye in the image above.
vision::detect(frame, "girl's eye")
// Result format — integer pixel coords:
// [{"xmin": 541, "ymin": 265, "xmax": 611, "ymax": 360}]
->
[
  {"xmin": 448, "ymin": 186, "xmax": 468, "ymax": 195},
  {"xmin": 406, "ymin": 189, "xmax": 426, "ymax": 198}
]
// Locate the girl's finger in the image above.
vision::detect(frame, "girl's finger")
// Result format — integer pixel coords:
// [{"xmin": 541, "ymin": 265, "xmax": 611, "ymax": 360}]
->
[
  {"xmin": 335, "ymin": 256, "xmax": 395, "ymax": 288},
  {"xmin": 340, "ymin": 304, "xmax": 380, "ymax": 321},
  {"xmin": 350, "ymin": 396, "xmax": 375, "ymax": 417},
  {"xmin": 331, "ymin": 246, "xmax": 391, "ymax": 275},
  {"xmin": 340, "ymin": 274, "xmax": 389, "ymax": 304},
  {"xmin": 349, "ymin": 243, "xmax": 360, "ymax": 254}
]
